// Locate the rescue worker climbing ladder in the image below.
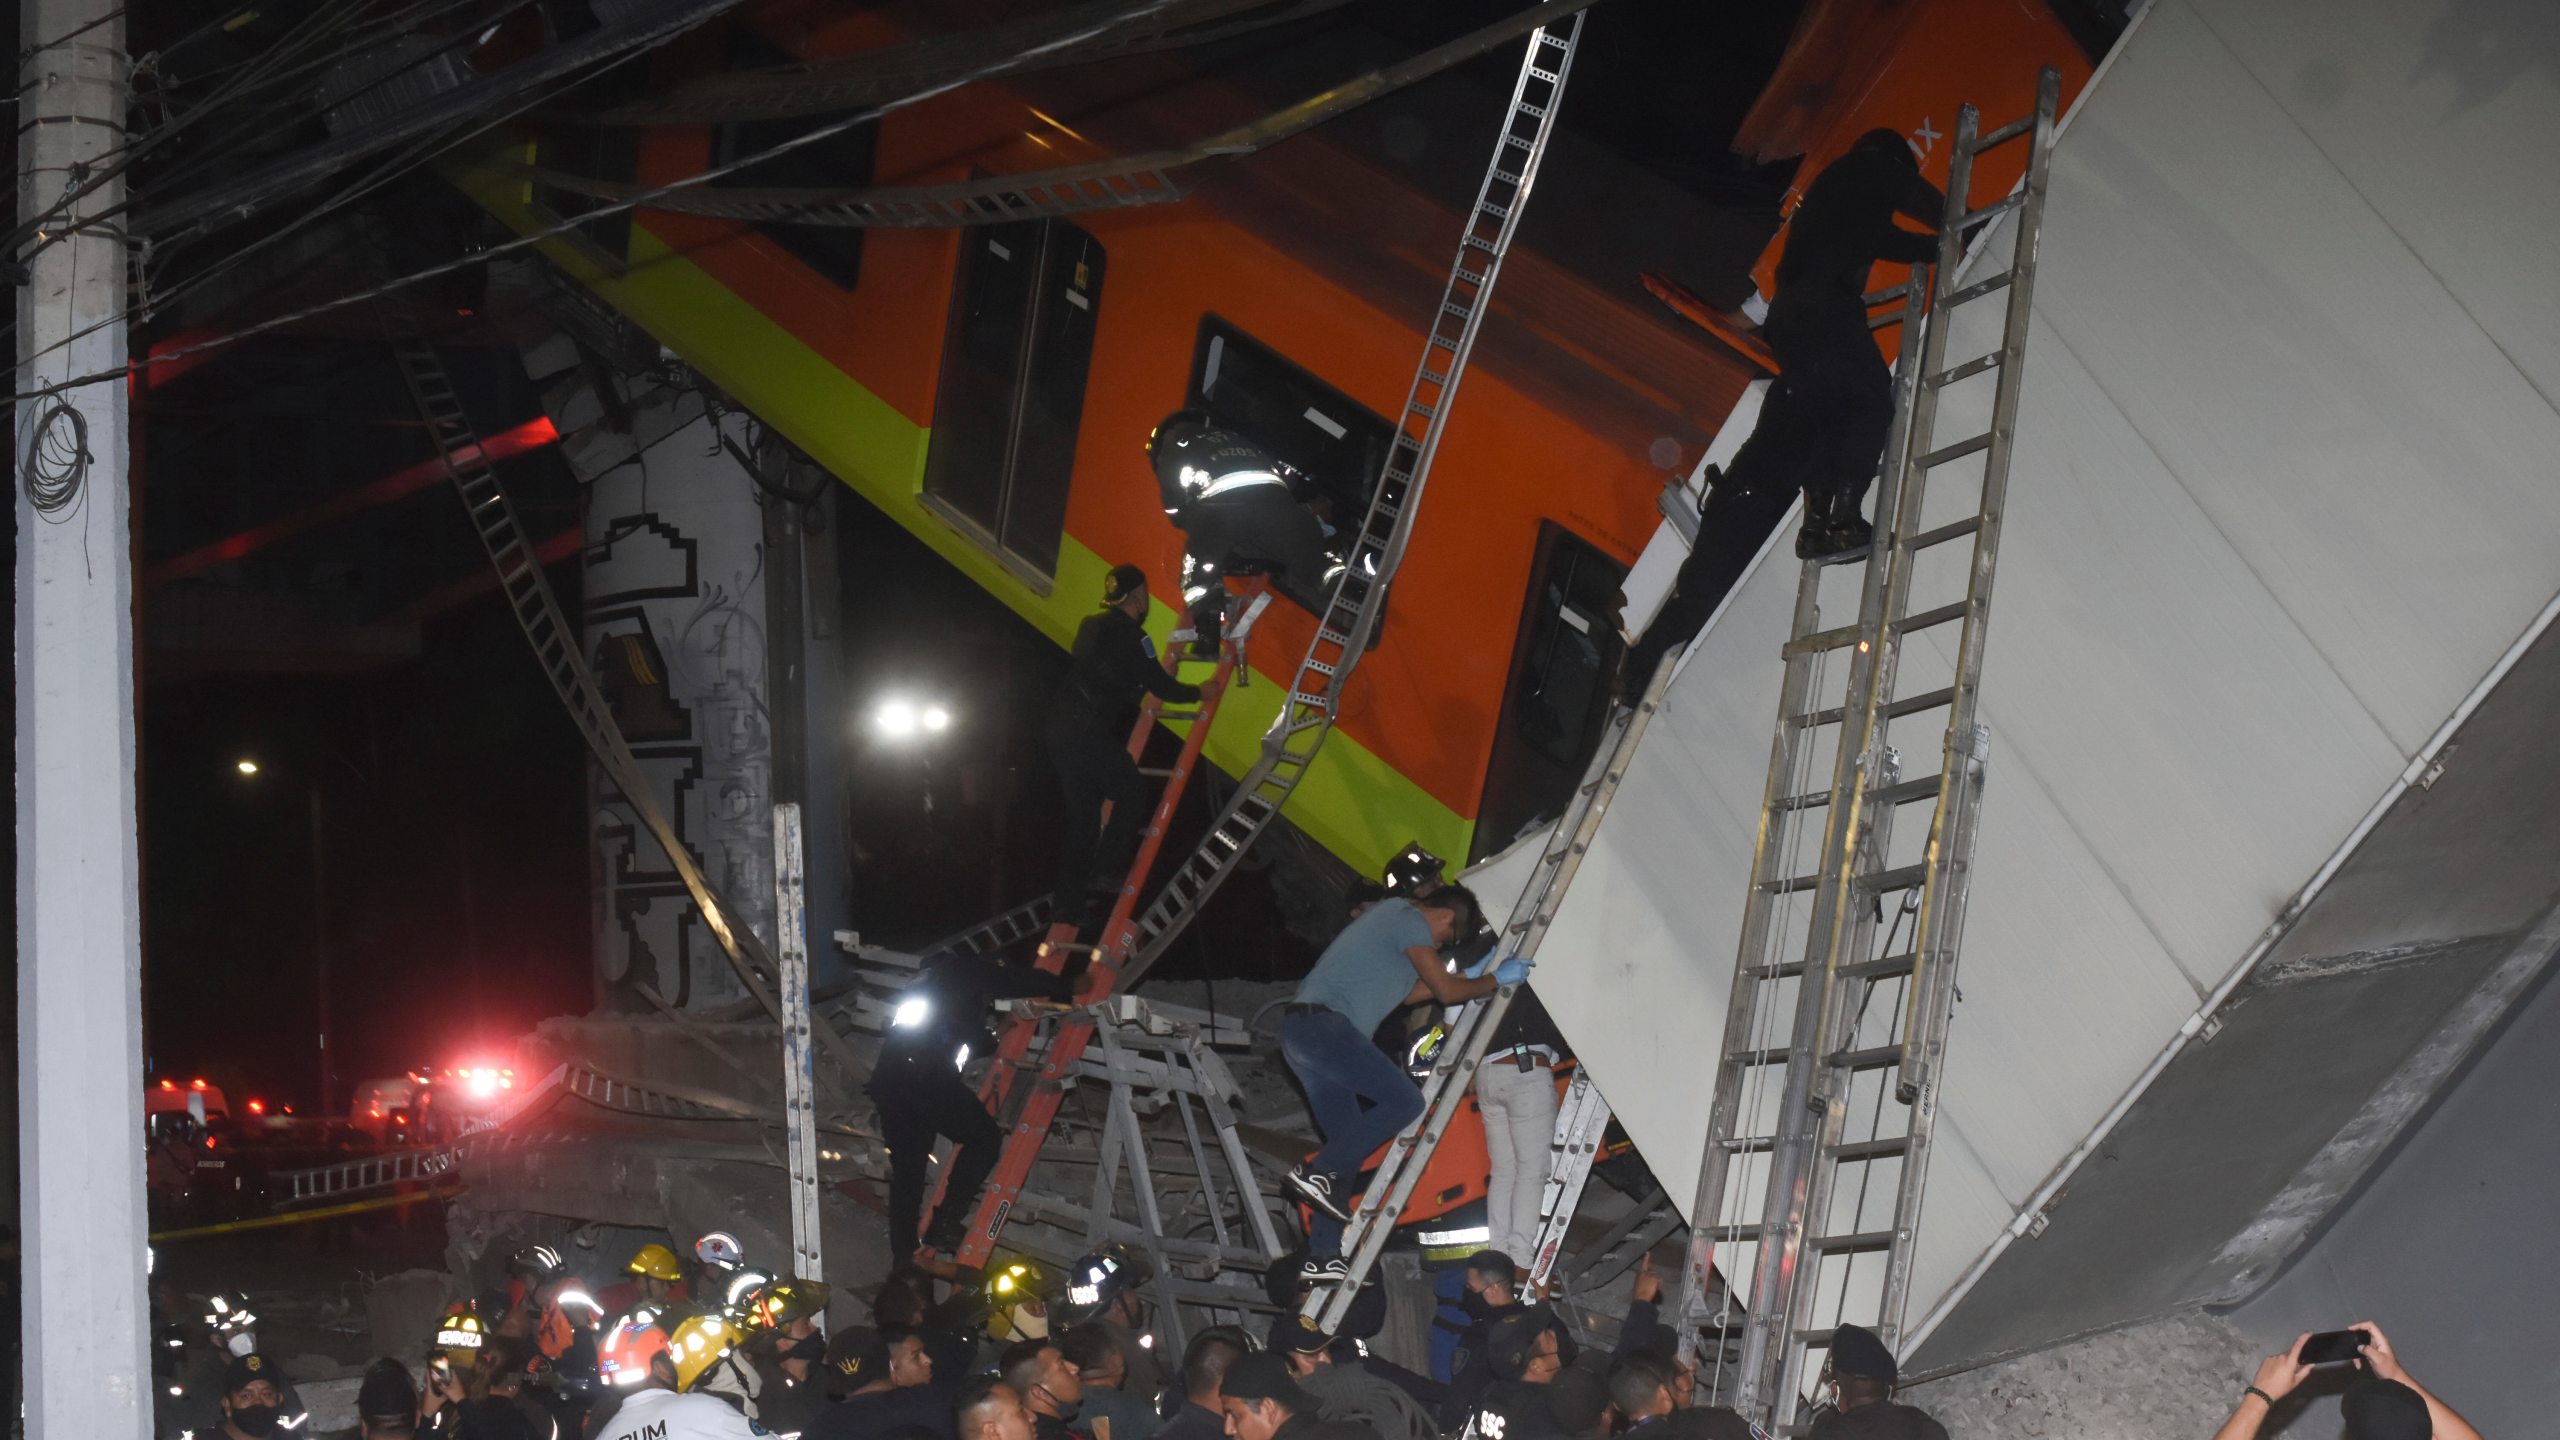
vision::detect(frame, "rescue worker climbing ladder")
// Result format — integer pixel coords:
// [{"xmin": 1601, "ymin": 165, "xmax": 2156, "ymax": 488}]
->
[
  {"xmin": 928, "ymin": 14, "xmax": 1592, "ymax": 1271},
  {"xmin": 916, "ymin": 568, "xmax": 1268, "ymax": 1263}
]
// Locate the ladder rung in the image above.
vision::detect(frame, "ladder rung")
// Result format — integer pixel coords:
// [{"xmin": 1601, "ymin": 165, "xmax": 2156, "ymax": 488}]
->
[
  {"xmin": 1900, "ymin": 516, "xmax": 1982, "ymax": 553},
  {"xmin": 1773, "ymin": 771, "xmax": 1941, "ymax": 816},
  {"xmin": 1881, "ymin": 686, "xmax": 1954, "ymax": 720},
  {"xmin": 1926, "ymin": 352, "xmax": 2003, "ymax": 390},
  {"xmin": 1861, "ymin": 864, "xmax": 1925, "ymax": 893},
  {"xmin": 1730, "ymin": 1046, "xmax": 1795, "ymax": 1068},
  {"xmin": 1896, "ymin": 600, "xmax": 1971, "ymax": 636},
  {"xmin": 1970, "ymin": 113, "xmax": 2034, "ymax": 153},
  {"xmin": 1827, "ymin": 1045, "xmax": 1903, "ymax": 1071},
  {"xmin": 1918, "ymin": 433, "xmax": 1993, "ymax": 469},
  {"xmin": 1753, "ymin": 950, "xmax": 1915, "ymax": 983},
  {"xmin": 1761, "ymin": 871, "xmax": 1823, "ymax": 896},
  {"xmin": 1781, "ymin": 621, "xmax": 1863, "ymax": 660},
  {"xmin": 1827, "ymin": 1136, "xmax": 1909, "ymax": 1161},
  {"xmin": 1958, "ymin": 192, "xmax": 2025, "ymax": 230},
  {"xmin": 1809, "ymin": 1230, "xmax": 1894, "ymax": 1253},
  {"xmin": 1843, "ymin": 951, "xmax": 1919, "ymax": 981},
  {"xmin": 1704, "ymin": 1223, "xmax": 1764, "ymax": 1243},
  {"xmin": 1941, "ymin": 269, "xmax": 2016, "ymax": 309}
]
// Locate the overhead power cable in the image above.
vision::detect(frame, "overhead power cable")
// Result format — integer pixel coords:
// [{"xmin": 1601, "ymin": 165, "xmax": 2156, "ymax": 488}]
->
[
  {"xmin": 569, "ymin": 0, "xmax": 1356, "ymax": 127},
  {"xmin": 11, "ymin": 0, "xmax": 1197, "ymax": 402},
  {"xmin": 515, "ymin": 0, "xmax": 1602, "ymax": 227},
  {"xmin": 134, "ymin": 0, "xmax": 749, "ymax": 240}
]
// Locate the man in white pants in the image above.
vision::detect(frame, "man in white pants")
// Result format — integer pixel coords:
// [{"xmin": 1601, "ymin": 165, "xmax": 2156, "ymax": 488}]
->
[{"xmin": 1473, "ymin": 985, "xmax": 1568, "ymax": 1266}]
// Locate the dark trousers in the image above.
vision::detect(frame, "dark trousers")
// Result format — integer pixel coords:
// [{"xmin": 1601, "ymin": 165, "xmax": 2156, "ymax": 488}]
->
[
  {"xmin": 1763, "ymin": 285, "xmax": 1895, "ymax": 510},
  {"xmin": 1622, "ymin": 401, "xmax": 1806, "ymax": 697},
  {"xmin": 870, "ymin": 1055, "xmax": 1004, "ymax": 1255},
  {"xmin": 1181, "ymin": 486, "xmax": 1334, "ymax": 633},
  {"xmin": 1046, "ymin": 709, "xmax": 1145, "ymax": 919}
]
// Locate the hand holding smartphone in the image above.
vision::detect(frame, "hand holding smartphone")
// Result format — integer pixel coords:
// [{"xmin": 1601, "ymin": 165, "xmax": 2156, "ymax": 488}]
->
[{"xmin": 2298, "ymin": 1328, "xmax": 2372, "ymax": 1367}]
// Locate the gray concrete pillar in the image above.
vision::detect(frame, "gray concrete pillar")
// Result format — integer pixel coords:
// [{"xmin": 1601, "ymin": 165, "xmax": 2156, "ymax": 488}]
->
[{"xmin": 15, "ymin": 0, "xmax": 150, "ymax": 1429}]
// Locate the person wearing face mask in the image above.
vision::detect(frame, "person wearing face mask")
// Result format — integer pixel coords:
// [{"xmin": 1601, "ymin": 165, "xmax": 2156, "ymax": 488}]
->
[
  {"xmin": 999, "ymin": 1339, "xmax": 1088, "ymax": 1440},
  {"xmin": 212, "ymin": 1353, "xmax": 298, "ymax": 1440},
  {"xmin": 1437, "ymin": 1252, "xmax": 1523, "ymax": 1429},
  {"xmin": 1804, "ymin": 1326, "xmax": 1947, "ymax": 1440}
]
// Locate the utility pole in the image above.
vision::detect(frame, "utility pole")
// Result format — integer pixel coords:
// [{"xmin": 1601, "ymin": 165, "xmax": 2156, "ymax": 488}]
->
[{"xmin": 15, "ymin": 0, "xmax": 148, "ymax": 1431}]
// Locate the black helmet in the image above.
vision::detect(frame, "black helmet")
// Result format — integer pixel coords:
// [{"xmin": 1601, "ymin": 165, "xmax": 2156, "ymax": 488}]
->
[
  {"xmin": 506, "ymin": 1244, "xmax": 564, "ymax": 1281},
  {"xmin": 1145, "ymin": 408, "xmax": 1216, "ymax": 465},
  {"xmin": 1059, "ymin": 1246, "xmax": 1144, "ymax": 1326},
  {"xmin": 1382, "ymin": 843, "xmax": 1444, "ymax": 897}
]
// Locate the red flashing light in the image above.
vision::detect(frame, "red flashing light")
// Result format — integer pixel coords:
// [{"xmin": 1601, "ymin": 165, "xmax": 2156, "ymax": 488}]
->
[
  {"xmin": 158, "ymin": 1079, "xmax": 177, "ymax": 1091},
  {"xmin": 203, "ymin": 1137, "xmax": 217, "ymax": 1150},
  {"xmin": 247, "ymin": 1100, "xmax": 266, "ymax": 1115},
  {"xmin": 189, "ymin": 1078, "xmax": 207, "ymax": 1090},
  {"xmin": 281, "ymin": 1106, "xmax": 294, "ymax": 1115},
  {"xmin": 392, "ymin": 1113, "xmax": 408, "ymax": 1125}
]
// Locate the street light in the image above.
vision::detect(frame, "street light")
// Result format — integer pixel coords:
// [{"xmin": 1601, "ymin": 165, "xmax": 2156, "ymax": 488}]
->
[
  {"xmin": 873, "ymin": 695, "xmax": 953, "ymax": 741},
  {"xmin": 231, "ymin": 756, "xmax": 334, "ymax": 1116}
]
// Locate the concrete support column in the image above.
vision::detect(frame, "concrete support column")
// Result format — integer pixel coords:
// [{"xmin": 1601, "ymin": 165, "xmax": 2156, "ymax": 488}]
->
[{"xmin": 14, "ymin": 0, "xmax": 148, "ymax": 1431}]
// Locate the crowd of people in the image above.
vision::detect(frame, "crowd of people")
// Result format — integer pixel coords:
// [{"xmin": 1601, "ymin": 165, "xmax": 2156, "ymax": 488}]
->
[{"xmin": 158, "ymin": 1219, "xmax": 2487, "ymax": 1440}]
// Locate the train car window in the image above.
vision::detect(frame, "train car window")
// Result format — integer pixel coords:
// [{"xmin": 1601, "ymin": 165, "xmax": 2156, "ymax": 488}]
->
[
  {"xmin": 1184, "ymin": 317, "xmax": 1396, "ymax": 616},
  {"xmin": 923, "ymin": 218, "xmax": 1106, "ymax": 580},
  {"xmin": 708, "ymin": 32, "xmax": 877, "ymax": 290},
  {"xmin": 1473, "ymin": 523, "xmax": 1629, "ymax": 861}
]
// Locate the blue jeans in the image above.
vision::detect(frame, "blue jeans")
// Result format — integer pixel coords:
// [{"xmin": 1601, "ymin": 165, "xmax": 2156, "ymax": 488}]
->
[{"xmin": 1281, "ymin": 1007, "xmax": 1425, "ymax": 1257}]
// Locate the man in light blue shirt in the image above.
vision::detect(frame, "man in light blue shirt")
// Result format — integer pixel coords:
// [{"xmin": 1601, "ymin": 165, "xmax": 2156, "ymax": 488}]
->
[{"xmin": 1278, "ymin": 884, "xmax": 1528, "ymax": 1280}]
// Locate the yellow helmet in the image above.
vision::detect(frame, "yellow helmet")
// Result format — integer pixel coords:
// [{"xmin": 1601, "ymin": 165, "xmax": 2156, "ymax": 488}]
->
[
  {"xmin": 667, "ymin": 1313, "xmax": 749, "ymax": 1392},
  {"xmin": 983, "ymin": 1258, "xmax": 1054, "ymax": 1342},
  {"xmin": 625, "ymin": 1243, "xmax": 685, "ymax": 1283},
  {"xmin": 431, "ymin": 1304, "xmax": 486, "ymax": 1357}
]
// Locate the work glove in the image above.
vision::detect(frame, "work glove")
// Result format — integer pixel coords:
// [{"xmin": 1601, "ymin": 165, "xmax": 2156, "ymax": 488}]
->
[{"xmin": 1493, "ymin": 955, "xmax": 1533, "ymax": 988}]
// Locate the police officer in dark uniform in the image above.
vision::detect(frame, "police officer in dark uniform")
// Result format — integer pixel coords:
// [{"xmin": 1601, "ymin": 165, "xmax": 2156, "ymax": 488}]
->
[
  {"xmin": 1149, "ymin": 410, "xmax": 1339, "ymax": 653},
  {"xmin": 1048, "ymin": 564, "xmax": 1202, "ymax": 928},
  {"xmin": 1760, "ymin": 129, "xmax": 1945, "ymax": 560},
  {"xmin": 870, "ymin": 954, "xmax": 1077, "ymax": 1257}
]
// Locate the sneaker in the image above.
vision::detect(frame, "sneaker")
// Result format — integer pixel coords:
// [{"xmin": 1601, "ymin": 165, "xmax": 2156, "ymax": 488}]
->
[
  {"xmin": 1285, "ymin": 1164, "xmax": 1353, "ymax": 1224},
  {"xmin": 1301, "ymin": 1255, "xmax": 1351, "ymax": 1285}
]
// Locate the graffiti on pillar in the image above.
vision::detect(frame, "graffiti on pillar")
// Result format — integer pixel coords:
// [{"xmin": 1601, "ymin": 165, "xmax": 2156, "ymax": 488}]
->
[{"xmin": 582, "ymin": 422, "xmax": 776, "ymax": 1010}]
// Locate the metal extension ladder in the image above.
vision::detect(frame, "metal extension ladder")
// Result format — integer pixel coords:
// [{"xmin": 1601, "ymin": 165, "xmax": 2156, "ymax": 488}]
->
[
  {"xmin": 1524, "ymin": 1066, "xmax": 1614, "ymax": 1286},
  {"xmin": 384, "ymin": 334, "xmax": 866, "ymax": 1097},
  {"xmin": 1674, "ymin": 71, "xmax": 2059, "ymax": 1432},
  {"xmin": 1312, "ymin": 572, "xmax": 1675, "ymax": 1329}
]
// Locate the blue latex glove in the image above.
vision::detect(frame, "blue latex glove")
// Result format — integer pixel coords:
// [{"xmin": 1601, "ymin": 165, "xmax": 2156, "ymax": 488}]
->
[
  {"xmin": 1462, "ymin": 952, "xmax": 1497, "ymax": 980},
  {"xmin": 1494, "ymin": 955, "xmax": 1532, "ymax": 988}
]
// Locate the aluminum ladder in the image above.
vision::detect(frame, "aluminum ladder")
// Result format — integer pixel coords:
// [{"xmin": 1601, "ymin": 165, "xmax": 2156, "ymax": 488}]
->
[
  {"xmin": 1674, "ymin": 70, "xmax": 2059, "ymax": 1432},
  {"xmin": 1311, "ymin": 570, "xmax": 1676, "ymax": 1329},
  {"xmin": 956, "ymin": 14, "xmax": 1588, "ymax": 1270},
  {"xmin": 1524, "ymin": 1065, "xmax": 1615, "ymax": 1286}
]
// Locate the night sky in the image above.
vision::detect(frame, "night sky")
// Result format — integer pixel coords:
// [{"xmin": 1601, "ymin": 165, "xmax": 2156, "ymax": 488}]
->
[{"xmin": 7, "ymin": 0, "xmax": 1827, "ymax": 1124}]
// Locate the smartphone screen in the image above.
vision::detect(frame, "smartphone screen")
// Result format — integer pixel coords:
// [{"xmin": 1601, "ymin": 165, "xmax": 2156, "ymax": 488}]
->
[{"xmin": 2301, "ymin": 1329, "xmax": 2369, "ymax": 1366}]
